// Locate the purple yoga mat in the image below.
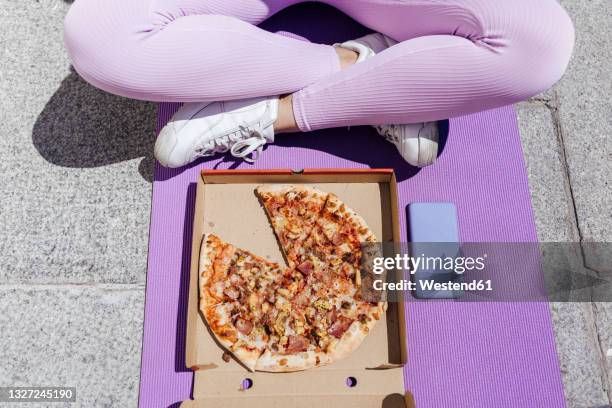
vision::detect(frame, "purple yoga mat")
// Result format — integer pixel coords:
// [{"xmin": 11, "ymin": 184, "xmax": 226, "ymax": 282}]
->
[{"xmin": 138, "ymin": 4, "xmax": 565, "ymax": 408}]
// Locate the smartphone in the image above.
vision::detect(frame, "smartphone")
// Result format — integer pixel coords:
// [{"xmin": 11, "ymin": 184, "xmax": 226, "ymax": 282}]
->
[{"xmin": 407, "ymin": 202, "xmax": 461, "ymax": 299}]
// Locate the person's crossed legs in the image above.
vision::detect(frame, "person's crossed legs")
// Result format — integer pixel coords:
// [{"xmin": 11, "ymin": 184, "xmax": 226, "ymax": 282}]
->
[{"xmin": 64, "ymin": 0, "xmax": 574, "ymax": 167}]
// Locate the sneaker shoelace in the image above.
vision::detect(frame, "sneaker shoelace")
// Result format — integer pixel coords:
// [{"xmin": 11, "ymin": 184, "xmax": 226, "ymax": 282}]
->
[
  {"xmin": 193, "ymin": 124, "xmax": 267, "ymax": 163},
  {"xmin": 375, "ymin": 124, "xmax": 405, "ymax": 145},
  {"xmin": 376, "ymin": 123, "xmax": 434, "ymax": 145}
]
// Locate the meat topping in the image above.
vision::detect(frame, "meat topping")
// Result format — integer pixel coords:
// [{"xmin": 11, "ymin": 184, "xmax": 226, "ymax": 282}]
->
[
  {"xmin": 285, "ymin": 335, "xmax": 309, "ymax": 354},
  {"xmin": 331, "ymin": 233, "xmax": 345, "ymax": 246},
  {"xmin": 297, "ymin": 261, "xmax": 314, "ymax": 276},
  {"xmin": 235, "ymin": 317, "xmax": 253, "ymax": 335},
  {"xmin": 223, "ymin": 286, "xmax": 240, "ymax": 300},
  {"xmin": 329, "ymin": 315, "xmax": 353, "ymax": 339},
  {"xmin": 292, "ymin": 290, "xmax": 310, "ymax": 309}
]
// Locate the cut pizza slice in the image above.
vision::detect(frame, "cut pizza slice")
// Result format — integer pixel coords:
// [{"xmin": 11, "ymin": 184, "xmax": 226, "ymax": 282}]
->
[
  {"xmin": 317, "ymin": 193, "xmax": 388, "ymax": 312},
  {"xmin": 200, "ymin": 234, "xmax": 286, "ymax": 371},
  {"xmin": 256, "ymin": 185, "xmax": 328, "ymax": 269},
  {"xmin": 295, "ymin": 193, "xmax": 378, "ymax": 286}
]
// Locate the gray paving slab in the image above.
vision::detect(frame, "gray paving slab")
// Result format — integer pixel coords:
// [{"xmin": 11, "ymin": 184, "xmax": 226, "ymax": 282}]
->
[
  {"xmin": 0, "ymin": 1, "xmax": 156, "ymax": 284},
  {"xmin": 518, "ymin": 101, "xmax": 610, "ymax": 406},
  {"xmin": 556, "ymin": 0, "xmax": 612, "ymax": 274},
  {"xmin": 551, "ymin": 302, "xmax": 610, "ymax": 408},
  {"xmin": 594, "ymin": 302, "xmax": 612, "ymax": 402},
  {"xmin": 0, "ymin": 286, "xmax": 144, "ymax": 407},
  {"xmin": 557, "ymin": 0, "xmax": 612, "ymax": 400}
]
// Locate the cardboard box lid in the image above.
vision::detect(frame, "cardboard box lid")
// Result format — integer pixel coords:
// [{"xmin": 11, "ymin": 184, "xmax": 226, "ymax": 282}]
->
[{"xmin": 183, "ymin": 169, "xmax": 409, "ymax": 406}]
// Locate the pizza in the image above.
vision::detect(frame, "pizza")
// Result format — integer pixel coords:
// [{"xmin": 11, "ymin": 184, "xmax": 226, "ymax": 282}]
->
[{"xmin": 198, "ymin": 186, "xmax": 386, "ymax": 372}]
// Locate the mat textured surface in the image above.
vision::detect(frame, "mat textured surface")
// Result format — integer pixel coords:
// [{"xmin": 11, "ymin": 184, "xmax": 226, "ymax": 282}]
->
[{"xmin": 139, "ymin": 103, "xmax": 565, "ymax": 407}]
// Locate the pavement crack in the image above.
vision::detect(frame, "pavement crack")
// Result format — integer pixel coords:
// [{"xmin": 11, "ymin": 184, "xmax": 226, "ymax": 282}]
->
[
  {"xmin": 591, "ymin": 302, "xmax": 612, "ymax": 403},
  {"xmin": 542, "ymin": 97, "xmax": 592, "ymax": 268}
]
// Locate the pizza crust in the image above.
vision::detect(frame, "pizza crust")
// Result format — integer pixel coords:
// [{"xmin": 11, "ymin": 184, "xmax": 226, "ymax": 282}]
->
[
  {"xmin": 327, "ymin": 301, "xmax": 386, "ymax": 362},
  {"xmin": 199, "ymin": 234, "xmax": 235, "ymax": 311},
  {"xmin": 322, "ymin": 194, "xmax": 378, "ymax": 243},
  {"xmin": 230, "ymin": 344, "xmax": 262, "ymax": 372},
  {"xmin": 202, "ymin": 303, "xmax": 237, "ymax": 350},
  {"xmin": 326, "ymin": 320, "xmax": 368, "ymax": 362},
  {"xmin": 255, "ymin": 349, "xmax": 331, "ymax": 372},
  {"xmin": 203, "ymin": 302, "xmax": 263, "ymax": 372},
  {"xmin": 256, "ymin": 184, "xmax": 327, "ymax": 200},
  {"xmin": 199, "ymin": 234, "xmax": 250, "ymax": 368}
]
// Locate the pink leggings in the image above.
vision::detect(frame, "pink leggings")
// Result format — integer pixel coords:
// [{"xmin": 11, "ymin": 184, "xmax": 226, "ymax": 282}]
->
[{"xmin": 64, "ymin": 0, "xmax": 574, "ymax": 131}]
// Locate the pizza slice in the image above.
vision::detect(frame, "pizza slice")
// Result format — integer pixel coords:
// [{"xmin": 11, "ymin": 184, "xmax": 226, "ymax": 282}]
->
[
  {"xmin": 293, "ymin": 192, "xmax": 388, "ymax": 359},
  {"xmin": 256, "ymin": 185, "xmax": 328, "ymax": 269},
  {"xmin": 294, "ymin": 193, "xmax": 377, "ymax": 286},
  {"xmin": 200, "ymin": 234, "xmax": 285, "ymax": 371}
]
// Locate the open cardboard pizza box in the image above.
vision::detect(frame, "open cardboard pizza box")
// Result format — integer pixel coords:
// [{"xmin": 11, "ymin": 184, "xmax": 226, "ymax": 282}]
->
[{"xmin": 181, "ymin": 169, "xmax": 414, "ymax": 408}]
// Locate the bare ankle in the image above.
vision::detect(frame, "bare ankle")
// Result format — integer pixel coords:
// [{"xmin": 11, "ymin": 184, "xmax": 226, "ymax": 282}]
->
[
  {"xmin": 273, "ymin": 94, "xmax": 299, "ymax": 133},
  {"xmin": 335, "ymin": 46, "xmax": 359, "ymax": 70}
]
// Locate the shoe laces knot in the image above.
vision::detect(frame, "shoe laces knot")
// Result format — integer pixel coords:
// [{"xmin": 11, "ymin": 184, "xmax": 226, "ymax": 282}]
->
[
  {"xmin": 195, "ymin": 124, "xmax": 267, "ymax": 163},
  {"xmin": 375, "ymin": 124, "xmax": 402, "ymax": 144}
]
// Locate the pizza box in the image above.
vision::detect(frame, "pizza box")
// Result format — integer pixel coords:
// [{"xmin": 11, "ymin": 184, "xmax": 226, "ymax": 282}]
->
[{"xmin": 181, "ymin": 168, "xmax": 413, "ymax": 408}]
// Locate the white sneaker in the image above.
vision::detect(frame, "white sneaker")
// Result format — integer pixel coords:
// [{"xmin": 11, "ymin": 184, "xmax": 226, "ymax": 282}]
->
[
  {"xmin": 154, "ymin": 96, "xmax": 279, "ymax": 167},
  {"xmin": 375, "ymin": 123, "xmax": 439, "ymax": 167},
  {"xmin": 339, "ymin": 34, "xmax": 439, "ymax": 167}
]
